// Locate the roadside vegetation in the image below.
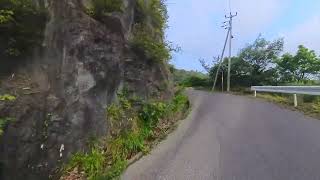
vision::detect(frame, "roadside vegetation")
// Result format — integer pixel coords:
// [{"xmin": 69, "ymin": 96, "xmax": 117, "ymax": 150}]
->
[
  {"xmin": 254, "ymin": 93, "xmax": 320, "ymax": 119},
  {"xmin": 62, "ymin": 89, "xmax": 190, "ymax": 180},
  {"xmin": 173, "ymin": 36, "xmax": 320, "ymax": 118}
]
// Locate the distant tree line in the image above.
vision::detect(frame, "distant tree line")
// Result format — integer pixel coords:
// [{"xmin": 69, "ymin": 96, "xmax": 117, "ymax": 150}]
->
[{"xmin": 197, "ymin": 36, "xmax": 320, "ymax": 90}]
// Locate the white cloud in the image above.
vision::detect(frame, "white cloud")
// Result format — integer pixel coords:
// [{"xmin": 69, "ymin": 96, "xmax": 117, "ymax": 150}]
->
[{"xmin": 283, "ymin": 15, "xmax": 320, "ymax": 54}]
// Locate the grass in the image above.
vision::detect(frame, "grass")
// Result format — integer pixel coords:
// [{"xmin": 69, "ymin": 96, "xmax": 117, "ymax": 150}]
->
[
  {"xmin": 256, "ymin": 93, "xmax": 290, "ymax": 105},
  {"xmin": 254, "ymin": 93, "xmax": 320, "ymax": 119},
  {"xmin": 62, "ymin": 89, "xmax": 190, "ymax": 180}
]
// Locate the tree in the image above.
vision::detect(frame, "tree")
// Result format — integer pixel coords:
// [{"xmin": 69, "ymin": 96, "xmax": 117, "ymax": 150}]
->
[
  {"xmin": 238, "ymin": 36, "xmax": 284, "ymax": 85},
  {"xmin": 209, "ymin": 57, "xmax": 253, "ymax": 88},
  {"xmin": 275, "ymin": 45, "xmax": 320, "ymax": 82},
  {"xmin": 0, "ymin": 0, "xmax": 47, "ymax": 74}
]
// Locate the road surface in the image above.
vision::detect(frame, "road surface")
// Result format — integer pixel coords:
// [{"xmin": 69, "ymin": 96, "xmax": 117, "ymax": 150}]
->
[{"xmin": 122, "ymin": 90, "xmax": 320, "ymax": 180}]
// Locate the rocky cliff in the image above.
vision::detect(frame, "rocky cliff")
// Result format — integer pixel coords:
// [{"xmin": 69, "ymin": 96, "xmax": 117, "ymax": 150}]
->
[{"xmin": 0, "ymin": 0, "xmax": 172, "ymax": 179}]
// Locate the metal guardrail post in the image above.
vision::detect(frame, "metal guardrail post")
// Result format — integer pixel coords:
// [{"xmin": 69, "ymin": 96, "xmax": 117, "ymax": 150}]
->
[
  {"xmin": 293, "ymin": 94, "xmax": 298, "ymax": 107},
  {"xmin": 254, "ymin": 90, "xmax": 257, "ymax": 97}
]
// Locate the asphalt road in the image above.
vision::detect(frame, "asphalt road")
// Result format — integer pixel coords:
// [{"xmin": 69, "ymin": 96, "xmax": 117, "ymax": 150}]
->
[{"xmin": 122, "ymin": 90, "xmax": 320, "ymax": 180}]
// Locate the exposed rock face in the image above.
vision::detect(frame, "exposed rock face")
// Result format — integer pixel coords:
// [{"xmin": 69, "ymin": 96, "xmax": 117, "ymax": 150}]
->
[{"xmin": 0, "ymin": 0, "xmax": 172, "ymax": 179}]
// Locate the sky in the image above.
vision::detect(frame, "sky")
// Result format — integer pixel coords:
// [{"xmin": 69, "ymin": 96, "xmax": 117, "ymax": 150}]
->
[{"xmin": 166, "ymin": 0, "xmax": 320, "ymax": 71}]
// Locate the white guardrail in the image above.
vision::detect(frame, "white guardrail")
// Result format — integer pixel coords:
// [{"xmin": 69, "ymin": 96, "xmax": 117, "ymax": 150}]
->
[{"xmin": 251, "ymin": 86, "xmax": 320, "ymax": 107}]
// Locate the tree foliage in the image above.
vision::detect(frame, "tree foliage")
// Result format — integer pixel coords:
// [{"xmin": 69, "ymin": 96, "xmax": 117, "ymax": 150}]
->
[
  {"xmin": 0, "ymin": 0, "xmax": 47, "ymax": 73},
  {"xmin": 276, "ymin": 45, "xmax": 320, "ymax": 82},
  {"xmin": 204, "ymin": 36, "xmax": 320, "ymax": 90},
  {"xmin": 238, "ymin": 36, "xmax": 284, "ymax": 85}
]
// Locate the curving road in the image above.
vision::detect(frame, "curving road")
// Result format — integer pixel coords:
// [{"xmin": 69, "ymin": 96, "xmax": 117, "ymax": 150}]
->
[{"xmin": 122, "ymin": 90, "xmax": 320, "ymax": 180}]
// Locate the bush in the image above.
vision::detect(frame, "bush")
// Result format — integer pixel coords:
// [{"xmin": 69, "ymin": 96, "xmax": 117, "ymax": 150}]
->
[
  {"xmin": 180, "ymin": 76, "xmax": 211, "ymax": 87},
  {"xmin": 139, "ymin": 102, "xmax": 167, "ymax": 128},
  {"xmin": 169, "ymin": 92, "xmax": 189, "ymax": 113}
]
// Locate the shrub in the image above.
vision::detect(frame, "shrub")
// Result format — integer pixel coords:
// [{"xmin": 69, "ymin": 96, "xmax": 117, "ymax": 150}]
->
[
  {"xmin": 180, "ymin": 76, "xmax": 211, "ymax": 87},
  {"xmin": 169, "ymin": 93, "xmax": 189, "ymax": 113},
  {"xmin": 139, "ymin": 102, "xmax": 167, "ymax": 128}
]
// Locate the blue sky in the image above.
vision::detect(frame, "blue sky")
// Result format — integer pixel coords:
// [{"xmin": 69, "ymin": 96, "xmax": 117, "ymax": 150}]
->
[{"xmin": 166, "ymin": 0, "xmax": 320, "ymax": 71}]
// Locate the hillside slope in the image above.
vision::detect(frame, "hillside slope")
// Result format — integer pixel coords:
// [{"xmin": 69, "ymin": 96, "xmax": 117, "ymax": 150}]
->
[{"xmin": 0, "ymin": 0, "xmax": 172, "ymax": 179}]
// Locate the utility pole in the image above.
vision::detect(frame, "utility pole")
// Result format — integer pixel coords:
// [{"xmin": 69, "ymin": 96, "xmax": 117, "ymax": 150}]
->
[
  {"xmin": 221, "ymin": 69, "xmax": 224, "ymax": 92},
  {"xmin": 225, "ymin": 12, "xmax": 237, "ymax": 92},
  {"xmin": 212, "ymin": 29, "xmax": 230, "ymax": 91}
]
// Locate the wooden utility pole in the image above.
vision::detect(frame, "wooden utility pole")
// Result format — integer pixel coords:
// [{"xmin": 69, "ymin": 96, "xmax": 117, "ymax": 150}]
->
[{"xmin": 225, "ymin": 12, "xmax": 237, "ymax": 92}]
